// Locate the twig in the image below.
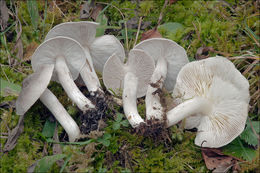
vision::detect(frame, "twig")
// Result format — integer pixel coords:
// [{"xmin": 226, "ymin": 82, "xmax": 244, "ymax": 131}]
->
[
  {"xmin": 156, "ymin": 0, "xmax": 169, "ymax": 29},
  {"xmin": 133, "ymin": 17, "xmax": 142, "ymax": 47}
]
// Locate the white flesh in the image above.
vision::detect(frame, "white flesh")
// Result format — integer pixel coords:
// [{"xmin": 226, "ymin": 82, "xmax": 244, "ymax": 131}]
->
[
  {"xmin": 40, "ymin": 89, "xmax": 80, "ymax": 142},
  {"xmin": 123, "ymin": 72, "xmax": 145, "ymax": 128},
  {"xmin": 166, "ymin": 97, "xmax": 212, "ymax": 127},
  {"xmin": 145, "ymin": 57, "xmax": 167, "ymax": 120},
  {"xmin": 55, "ymin": 56, "xmax": 95, "ymax": 112}
]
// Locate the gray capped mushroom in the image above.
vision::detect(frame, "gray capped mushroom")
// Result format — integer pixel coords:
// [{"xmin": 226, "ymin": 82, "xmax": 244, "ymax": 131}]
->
[
  {"xmin": 31, "ymin": 36, "xmax": 95, "ymax": 112},
  {"xmin": 133, "ymin": 38, "xmax": 189, "ymax": 121},
  {"xmin": 103, "ymin": 49, "xmax": 155, "ymax": 128},
  {"xmin": 44, "ymin": 21, "xmax": 125, "ymax": 95},
  {"xmin": 16, "ymin": 65, "xmax": 80, "ymax": 142},
  {"xmin": 166, "ymin": 56, "xmax": 250, "ymax": 148}
]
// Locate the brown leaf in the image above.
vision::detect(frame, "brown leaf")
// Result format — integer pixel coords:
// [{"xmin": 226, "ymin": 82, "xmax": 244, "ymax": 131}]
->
[
  {"xmin": 0, "ymin": 0, "xmax": 9, "ymax": 31},
  {"xmin": 3, "ymin": 114, "xmax": 25, "ymax": 152},
  {"xmin": 52, "ymin": 123, "xmax": 64, "ymax": 167},
  {"xmin": 195, "ymin": 47, "xmax": 214, "ymax": 60},
  {"xmin": 90, "ymin": 4, "xmax": 103, "ymax": 21},
  {"xmin": 201, "ymin": 148, "xmax": 240, "ymax": 172},
  {"xmin": 80, "ymin": 1, "xmax": 94, "ymax": 19},
  {"xmin": 23, "ymin": 42, "xmax": 39, "ymax": 61},
  {"xmin": 141, "ymin": 29, "xmax": 162, "ymax": 41},
  {"xmin": 169, "ymin": 0, "xmax": 178, "ymax": 5}
]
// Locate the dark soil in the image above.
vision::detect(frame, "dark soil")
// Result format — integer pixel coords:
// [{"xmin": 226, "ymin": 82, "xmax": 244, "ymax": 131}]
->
[{"xmin": 79, "ymin": 89, "xmax": 108, "ymax": 134}]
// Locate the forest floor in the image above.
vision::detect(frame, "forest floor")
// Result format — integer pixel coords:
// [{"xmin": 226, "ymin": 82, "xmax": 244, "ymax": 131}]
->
[{"xmin": 0, "ymin": 0, "xmax": 259, "ymax": 172}]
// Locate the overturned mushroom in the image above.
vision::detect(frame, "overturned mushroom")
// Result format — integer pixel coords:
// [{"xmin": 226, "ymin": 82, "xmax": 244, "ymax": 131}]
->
[
  {"xmin": 103, "ymin": 49, "xmax": 155, "ymax": 128},
  {"xmin": 16, "ymin": 65, "xmax": 80, "ymax": 142},
  {"xmin": 44, "ymin": 21, "xmax": 125, "ymax": 94},
  {"xmin": 31, "ymin": 36, "xmax": 95, "ymax": 112},
  {"xmin": 133, "ymin": 38, "xmax": 189, "ymax": 121},
  {"xmin": 166, "ymin": 56, "xmax": 249, "ymax": 148}
]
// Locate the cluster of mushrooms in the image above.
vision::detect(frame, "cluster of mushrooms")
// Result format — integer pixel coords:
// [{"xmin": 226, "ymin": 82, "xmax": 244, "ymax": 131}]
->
[{"xmin": 16, "ymin": 21, "xmax": 250, "ymax": 148}]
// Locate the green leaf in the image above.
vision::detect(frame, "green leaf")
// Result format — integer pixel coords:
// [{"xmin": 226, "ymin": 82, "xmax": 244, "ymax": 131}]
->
[
  {"xmin": 27, "ymin": 0, "xmax": 39, "ymax": 31},
  {"xmin": 158, "ymin": 22, "xmax": 183, "ymax": 35},
  {"xmin": 96, "ymin": 14, "xmax": 108, "ymax": 37},
  {"xmin": 35, "ymin": 154, "xmax": 66, "ymax": 173},
  {"xmin": 240, "ymin": 119, "xmax": 260, "ymax": 146},
  {"xmin": 41, "ymin": 119, "xmax": 56, "ymax": 138},
  {"xmin": 113, "ymin": 122, "xmax": 121, "ymax": 130},
  {"xmin": 46, "ymin": 138, "xmax": 94, "ymax": 145},
  {"xmin": 97, "ymin": 133, "xmax": 111, "ymax": 147},
  {"xmin": 115, "ymin": 113, "xmax": 123, "ymax": 122},
  {"xmin": 120, "ymin": 120, "xmax": 129, "ymax": 127},
  {"xmin": 222, "ymin": 138, "xmax": 257, "ymax": 161},
  {"xmin": 0, "ymin": 78, "xmax": 21, "ymax": 96}
]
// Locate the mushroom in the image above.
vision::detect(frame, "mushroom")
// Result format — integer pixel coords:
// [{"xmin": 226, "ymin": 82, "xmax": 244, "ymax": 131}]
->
[
  {"xmin": 31, "ymin": 36, "xmax": 95, "ymax": 112},
  {"xmin": 133, "ymin": 38, "xmax": 189, "ymax": 121},
  {"xmin": 16, "ymin": 64, "xmax": 80, "ymax": 142},
  {"xmin": 102, "ymin": 49, "xmax": 155, "ymax": 128},
  {"xmin": 166, "ymin": 56, "xmax": 250, "ymax": 148},
  {"xmin": 44, "ymin": 21, "xmax": 125, "ymax": 94}
]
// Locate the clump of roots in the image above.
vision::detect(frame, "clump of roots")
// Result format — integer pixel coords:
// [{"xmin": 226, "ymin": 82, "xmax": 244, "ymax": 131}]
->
[
  {"xmin": 135, "ymin": 118, "xmax": 171, "ymax": 144},
  {"xmin": 79, "ymin": 90, "xmax": 108, "ymax": 134}
]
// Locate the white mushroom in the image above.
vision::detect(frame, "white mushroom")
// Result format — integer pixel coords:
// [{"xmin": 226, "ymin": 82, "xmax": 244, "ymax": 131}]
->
[
  {"xmin": 103, "ymin": 49, "xmax": 155, "ymax": 128},
  {"xmin": 166, "ymin": 56, "xmax": 249, "ymax": 148},
  {"xmin": 44, "ymin": 21, "xmax": 125, "ymax": 94},
  {"xmin": 31, "ymin": 36, "xmax": 95, "ymax": 112},
  {"xmin": 16, "ymin": 65, "xmax": 80, "ymax": 142},
  {"xmin": 133, "ymin": 38, "xmax": 189, "ymax": 121},
  {"xmin": 16, "ymin": 64, "xmax": 54, "ymax": 115}
]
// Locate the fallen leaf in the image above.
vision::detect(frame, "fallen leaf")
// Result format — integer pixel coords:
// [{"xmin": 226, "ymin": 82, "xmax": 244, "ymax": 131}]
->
[
  {"xmin": 90, "ymin": 4, "xmax": 103, "ymax": 21},
  {"xmin": 201, "ymin": 148, "xmax": 240, "ymax": 172},
  {"xmin": 141, "ymin": 29, "xmax": 162, "ymax": 41},
  {"xmin": 0, "ymin": 0, "xmax": 9, "ymax": 31},
  {"xmin": 80, "ymin": 1, "xmax": 94, "ymax": 19},
  {"xmin": 52, "ymin": 123, "xmax": 64, "ymax": 167},
  {"xmin": 23, "ymin": 41, "xmax": 39, "ymax": 61},
  {"xmin": 195, "ymin": 47, "xmax": 214, "ymax": 60},
  {"xmin": 3, "ymin": 114, "xmax": 25, "ymax": 152}
]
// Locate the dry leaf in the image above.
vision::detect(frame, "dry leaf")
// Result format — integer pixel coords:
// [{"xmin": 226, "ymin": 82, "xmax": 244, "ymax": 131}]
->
[
  {"xmin": 201, "ymin": 148, "xmax": 240, "ymax": 172},
  {"xmin": 23, "ymin": 42, "xmax": 39, "ymax": 61},
  {"xmin": 90, "ymin": 4, "xmax": 103, "ymax": 21},
  {"xmin": 141, "ymin": 29, "xmax": 162, "ymax": 41},
  {"xmin": 0, "ymin": 0, "xmax": 9, "ymax": 31},
  {"xmin": 52, "ymin": 123, "xmax": 64, "ymax": 167},
  {"xmin": 3, "ymin": 114, "xmax": 25, "ymax": 152},
  {"xmin": 195, "ymin": 47, "xmax": 214, "ymax": 60}
]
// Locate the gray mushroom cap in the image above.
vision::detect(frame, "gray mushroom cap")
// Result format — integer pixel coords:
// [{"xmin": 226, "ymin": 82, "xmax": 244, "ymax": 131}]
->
[
  {"xmin": 44, "ymin": 21, "xmax": 125, "ymax": 73},
  {"xmin": 102, "ymin": 49, "xmax": 155, "ymax": 98},
  {"xmin": 133, "ymin": 38, "xmax": 189, "ymax": 91},
  {"xmin": 31, "ymin": 36, "xmax": 89, "ymax": 82},
  {"xmin": 16, "ymin": 64, "xmax": 54, "ymax": 115}
]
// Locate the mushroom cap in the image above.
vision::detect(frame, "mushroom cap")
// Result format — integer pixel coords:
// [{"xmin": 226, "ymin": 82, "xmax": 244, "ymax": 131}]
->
[
  {"xmin": 31, "ymin": 36, "xmax": 89, "ymax": 82},
  {"xmin": 173, "ymin": 56, "xmax": 249, "ymax": 148},
  {"xmin": 90, "ymin": 35, "xmax": 125, "ymax": 72},
  {"xmin": 103, "ymin": 49, "xmax": 155, "ymax": 98},
  {"xmin": 133, "ymin": 38, "xmax": 189, "ymax": 91},
  {"xmin": 16, "ymin": 64, "xmax": 54, "ymax": 115},
  {"xmin": 45, "ymin": 21, "xmax": 98, "ymax": 48}
]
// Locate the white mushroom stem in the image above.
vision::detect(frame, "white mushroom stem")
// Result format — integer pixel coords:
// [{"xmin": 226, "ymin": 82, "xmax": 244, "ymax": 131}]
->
[
  {"xmin": 166, "ymin": 97, "xmax": 212, "ymax": 127},
  {"xmin": 40, "ymin": 89, "xmax": 80, "ymax": 142},
  {"xmin": 80, "ymin": 63, "xmax": 102, "ymax": 93},
  {"xmin": 55, "ymin": 56, "xmax": 95, "ymax": 112},
  {"xmin": 145, "ymin": 57, "xmax": 168, "ymax": 120},
  {"xmin": 123, "ymin": 72, "xmax": 145, "ymax": 128}
]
